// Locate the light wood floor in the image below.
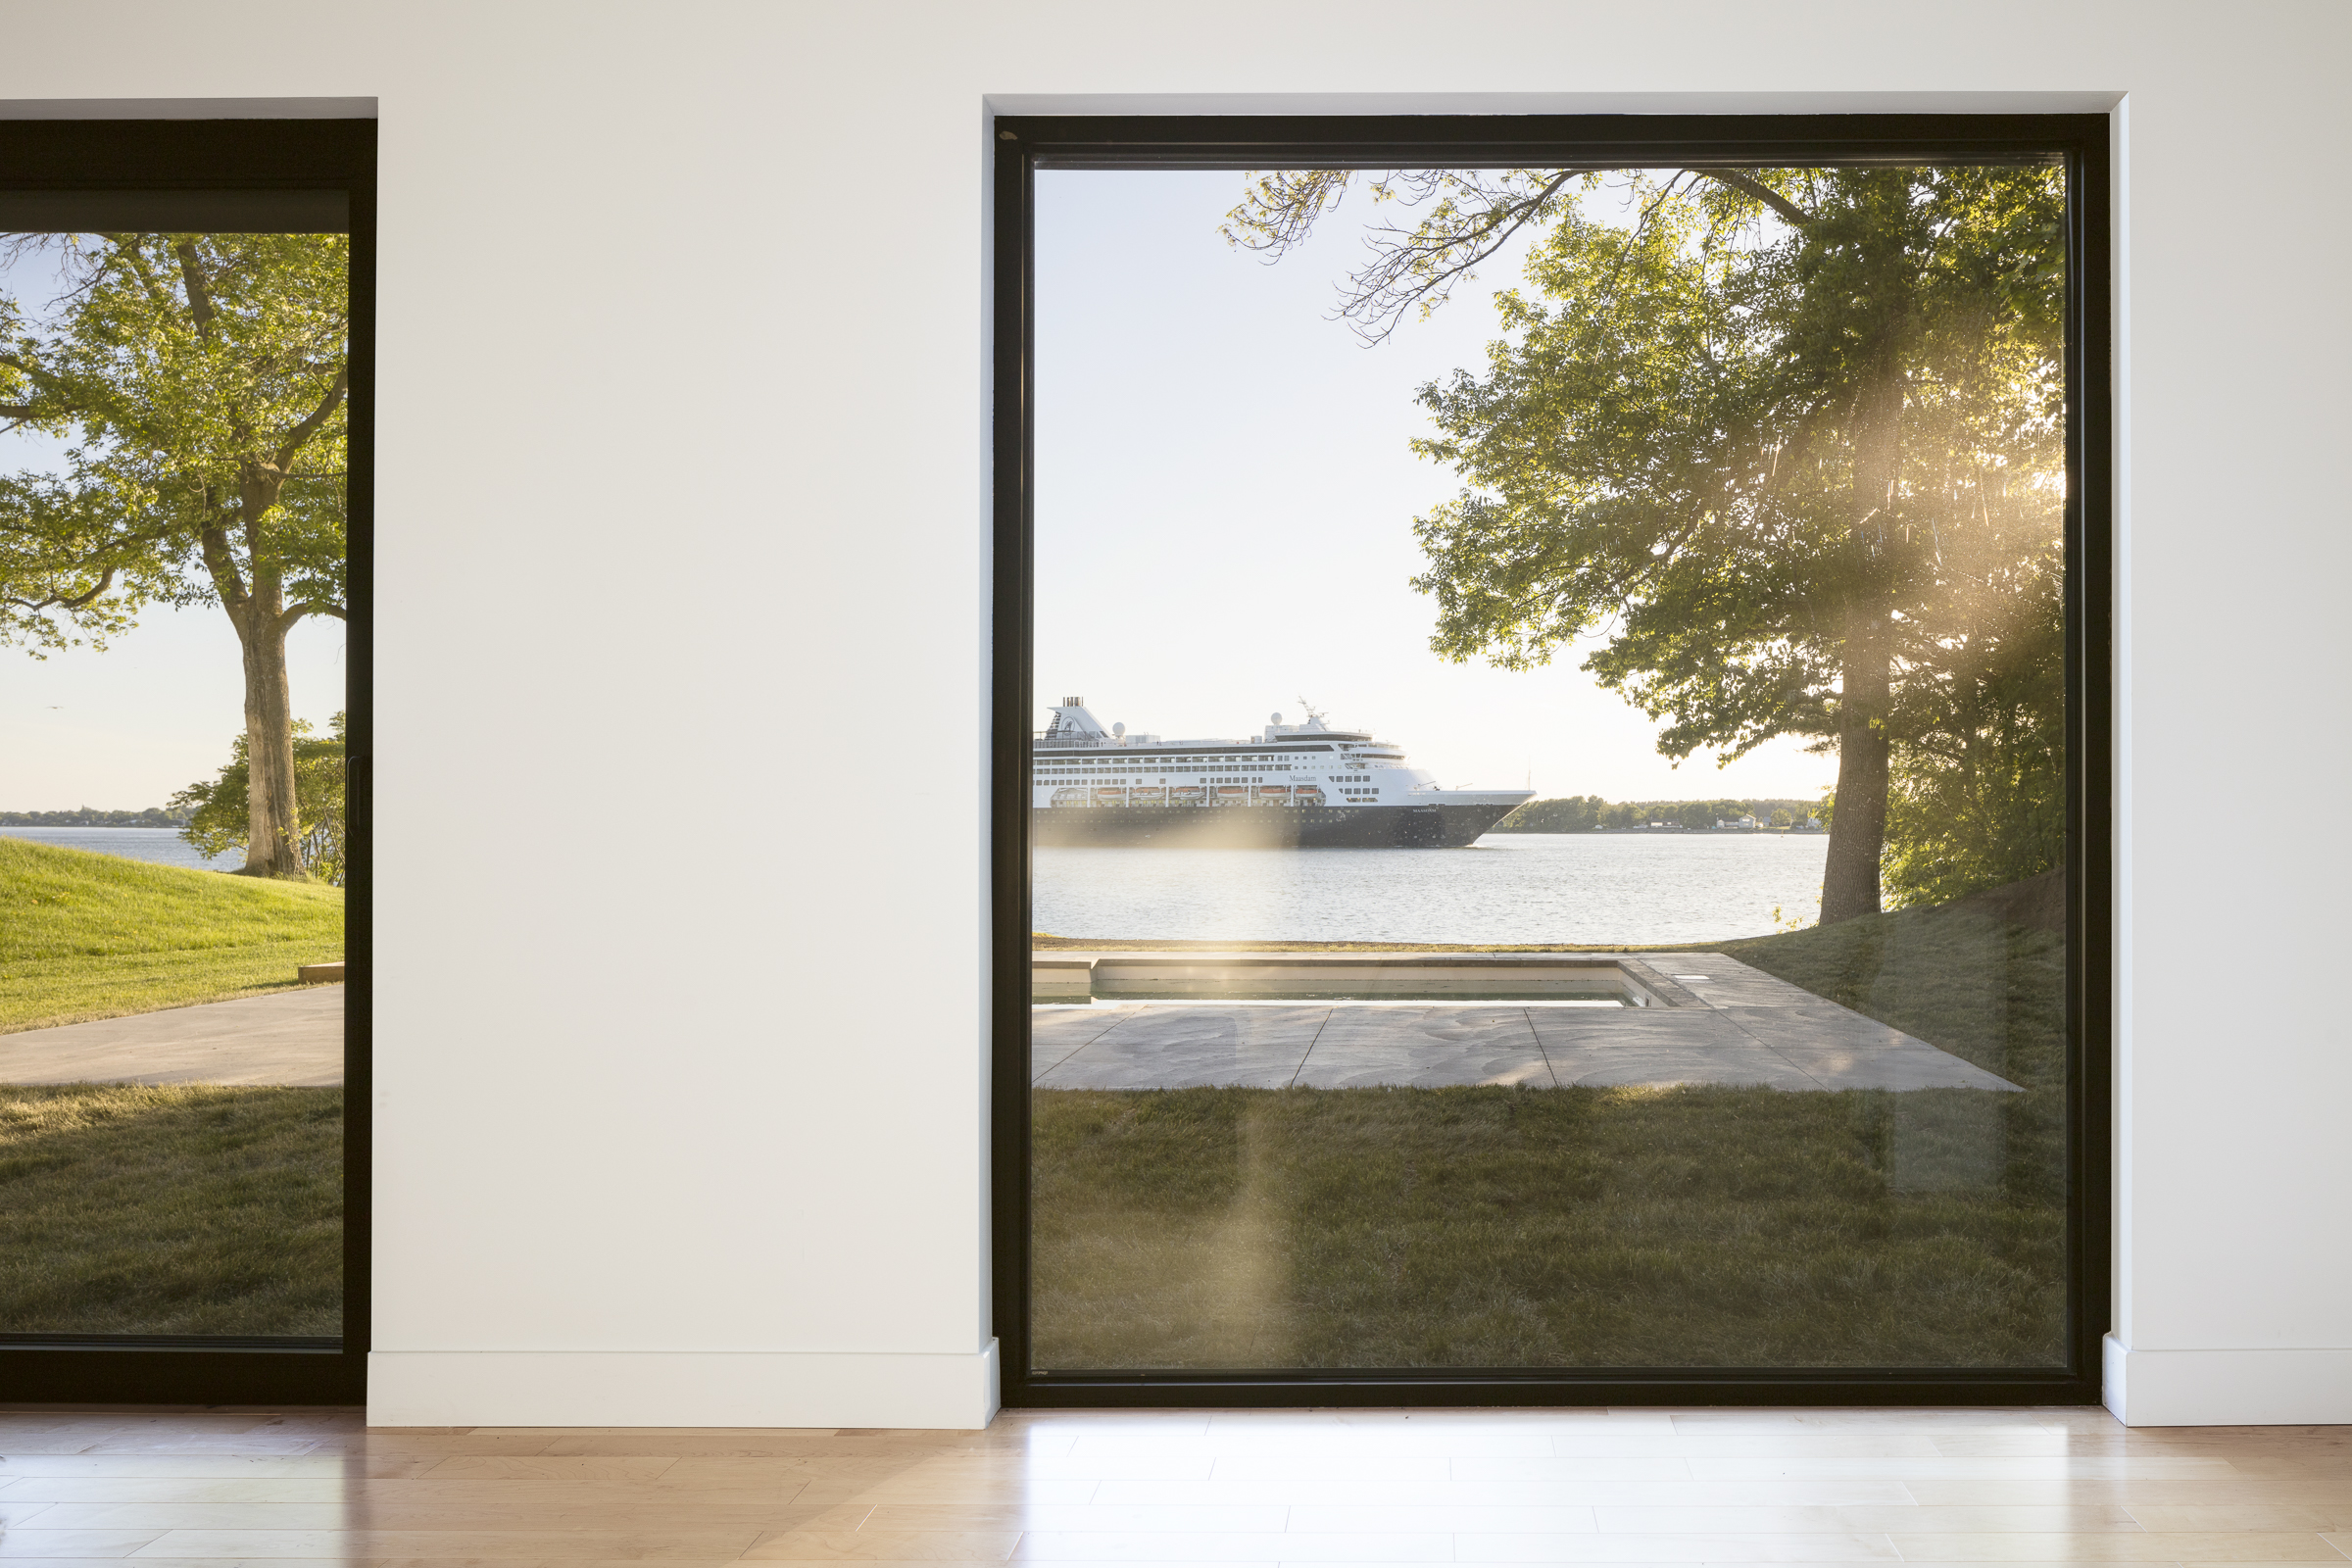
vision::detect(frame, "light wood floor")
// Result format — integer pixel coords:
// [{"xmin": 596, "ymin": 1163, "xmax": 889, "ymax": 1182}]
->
[{"xmin": 0, "ymin": 1405, "xmax": 2345, "ymax": 1565}]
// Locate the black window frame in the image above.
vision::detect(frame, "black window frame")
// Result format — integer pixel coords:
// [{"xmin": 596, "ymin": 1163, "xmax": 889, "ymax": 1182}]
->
[
  {"xmin": 0, "ymin": 118, "xmax": 373, "ymax": 1404},
  {"xmin": 991, "ymin": 112, "xmax": 2112, "ymax": 1408}
]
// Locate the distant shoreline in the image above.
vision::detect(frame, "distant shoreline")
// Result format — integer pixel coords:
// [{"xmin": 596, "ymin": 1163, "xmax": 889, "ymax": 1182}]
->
[{"xmin": 1490, "ymin": 825, "xmax": 1825, "ymax": 836}]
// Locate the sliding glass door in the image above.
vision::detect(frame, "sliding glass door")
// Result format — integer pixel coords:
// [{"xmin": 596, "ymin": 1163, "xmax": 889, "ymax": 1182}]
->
[{"xmin": 0, "ymin": 123, "xmax": 370, "ymax": 1401}]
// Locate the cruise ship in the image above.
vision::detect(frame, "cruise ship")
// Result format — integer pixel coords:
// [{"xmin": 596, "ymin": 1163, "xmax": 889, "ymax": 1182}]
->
[{"xmin": 1032, "ymin": 698, "xmax": 1534, "ymax": 848}]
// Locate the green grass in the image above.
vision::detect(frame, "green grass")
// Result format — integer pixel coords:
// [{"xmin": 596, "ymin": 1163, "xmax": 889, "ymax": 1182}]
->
[
  {"xmin": 1031, "ymin": 897, "xmax": 2070, "ymax": 1371},
  {"xmin": 0, "ymin": 1084, "xmax": 341, "ymax": 1336},
  {"xmin": 0, "ymin": 837, "xmax": 343, "ymax": 1034}
]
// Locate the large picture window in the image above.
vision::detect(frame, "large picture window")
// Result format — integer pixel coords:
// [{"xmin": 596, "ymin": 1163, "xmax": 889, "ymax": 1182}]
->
[{"xmin": 993, "ymin": 116, "xmax": 2108, "ymax": 1403}]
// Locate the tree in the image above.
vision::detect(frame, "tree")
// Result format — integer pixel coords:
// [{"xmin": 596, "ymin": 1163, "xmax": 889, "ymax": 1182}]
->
[
  {"xmin": 172, "ymin": 711, "xmax": 348, "ymax": 886},
  {"xmin": 1880, "ymin": 561, "xmax": 2064, "ymax": 905},
  {"xmin": 1228, "ymin": 166, "xmax": 2065, "ymax": 921},
  {"xmin": 1771, "ymin": 808, "xmax": 1794, "ymax": 828},
  {"xmin": 0, "ymin": 233, "xmax": 348, "ymax": 878}
]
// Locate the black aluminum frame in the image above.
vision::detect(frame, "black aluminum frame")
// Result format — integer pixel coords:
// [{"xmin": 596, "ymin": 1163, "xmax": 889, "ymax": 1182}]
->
[
  {"xmin": 0, "ymin": 118, "xmax": 373, "ymax": 1403},
  {"xmin": 991, "ymin": 113, "xmax": 2112, "ymax": 1407}
]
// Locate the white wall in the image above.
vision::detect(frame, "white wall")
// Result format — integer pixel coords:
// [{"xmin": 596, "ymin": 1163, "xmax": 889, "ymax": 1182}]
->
[{"xmin": 0, "ymin": 0, "xmax": 2343, "ymax": 1428}]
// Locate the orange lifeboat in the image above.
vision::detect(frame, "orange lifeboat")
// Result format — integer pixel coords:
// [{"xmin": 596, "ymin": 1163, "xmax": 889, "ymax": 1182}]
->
[
  {"xmin": 1168, "ymin": 785, "xmax": 1204, "ymax": 805},
  {"xmin": 1093, "ymin": 787, "xmax": 1128, "ymax": 807},
  {"xmin": 1291, "ymin": 785, "xmax": 1325, "ymax": 807},
  {"xmin": 1255, "ymin": 785, "xmax": 1291, "ymax": 805},
  {"xmin": 1130, "ymin": 786, "xmax": 1166, "ymax": 805},
  {"xmin": 1214, "ymin": 785, "xmax": 1248, "ymax": 805}
]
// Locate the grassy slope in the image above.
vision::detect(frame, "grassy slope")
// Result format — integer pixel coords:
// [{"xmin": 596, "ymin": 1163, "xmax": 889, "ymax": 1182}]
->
[
  {"xmin": 0, "ymin": 1084, "xmax": 341, "ymax": 1335},
  {"xmin": 0, "ymin": 837, "xmax": 343, "ymax": 1034},
  {"xmin": 1032, "ymin": 899, "xmax": 2070, "ymax": 1371}
]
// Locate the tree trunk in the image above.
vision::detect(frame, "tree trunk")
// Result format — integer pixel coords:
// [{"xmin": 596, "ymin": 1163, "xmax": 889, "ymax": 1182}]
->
[
  {"xmin": 1820, "ymin": 617, "xmax": 1891, "ymax": 924},
  {"xmin": 1818, "ymin": 331, "xmax": 1907, "ymax": 926},
  {"xmin": 228, "ymin": 593, "xmax": 306, "ymax": 879}
]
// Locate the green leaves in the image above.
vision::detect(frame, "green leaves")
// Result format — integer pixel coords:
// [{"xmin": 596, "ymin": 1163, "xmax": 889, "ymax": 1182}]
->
[
  {"xmin": 0, "ymin": 232, "xmax": 349, "ymax": 649},
  {"xmin": 170, "ymin": 711, "xmax": 348, "ymax": 886},
  {"xmin": 1401, "ymin": 167, "xmax": 2067, "ymax": 895},
  {"xmin": 1238, "ymin": 162, "xmax": 2070, "ymax": 906}
]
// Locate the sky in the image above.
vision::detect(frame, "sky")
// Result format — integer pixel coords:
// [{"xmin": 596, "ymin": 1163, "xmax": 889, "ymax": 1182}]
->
[
  {"xmin": 0, "ymin": 240, "xmax": 346, "ymax": 809},
  {"xmin": 1034, "ymin": 170, "xmax": 1836, "ymax": 806}
]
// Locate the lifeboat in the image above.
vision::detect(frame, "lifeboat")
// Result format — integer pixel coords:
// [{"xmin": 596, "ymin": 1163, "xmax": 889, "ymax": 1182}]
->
[
  {"xmin": 1093, "ymin": 787, "xmax": 1128, "ymax": 807},
  {"xmin": 1291, "ymin": 785, "xmax": 1325, "ymax": 807},
  {"xmin": 1051, "ymin": 786, "xmax": 1089, "ymax": 807},
  {"xmin": 1255, "ymin": 785, "xmax": 1292, "ymax": 805},
  {"xmin": 1168, "ymin": 785, "xmax": 1204, "ymax": 805},
  {"xmin": 1129, "ymin": 786, "xmax": 1166, "ymax": 806},
  {"xmin": 1214, "ymin": 784, "xmax": 1249, "ymax": 805}
]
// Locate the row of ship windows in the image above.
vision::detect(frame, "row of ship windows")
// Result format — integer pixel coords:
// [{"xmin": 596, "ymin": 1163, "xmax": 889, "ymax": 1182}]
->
[{"xmin": 1032, "ymin": 767, "xmax": 1384, "ymax": 777}]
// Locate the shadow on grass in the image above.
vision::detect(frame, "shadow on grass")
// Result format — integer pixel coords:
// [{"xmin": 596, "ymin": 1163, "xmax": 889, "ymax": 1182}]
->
[
  {"xmin": 1032, "ymin": 898, "xmax": 2068, "ymax": 1372},
  {"xmin": 0, "ymin": 1084, "xmax": 340, "ymax": 1336}
]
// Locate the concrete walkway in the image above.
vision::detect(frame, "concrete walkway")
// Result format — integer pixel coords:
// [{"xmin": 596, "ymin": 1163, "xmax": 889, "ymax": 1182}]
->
[
  {"xmin": 0, "ymin": 985, "xmax": 343, "ymax": 1086},
  {"xmin": 1032, "ymin": 953, "xmax": 2020, "ymax": 1093}
]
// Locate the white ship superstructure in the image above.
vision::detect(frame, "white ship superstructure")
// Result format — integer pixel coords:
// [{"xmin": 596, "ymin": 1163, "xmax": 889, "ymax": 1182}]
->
[{"xmin": 1031, "ymin": 698, "xmax": 1532, "ymax": 849}]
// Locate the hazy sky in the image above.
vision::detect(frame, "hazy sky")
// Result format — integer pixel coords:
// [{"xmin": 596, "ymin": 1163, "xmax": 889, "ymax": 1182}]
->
[
  {"xmin": 0, "ymin": 241, "xmax": 346, "ymax": 809},
  {"xmin": 1034, "ymin": 170, "xmax": 1835, "ymax": 805}
]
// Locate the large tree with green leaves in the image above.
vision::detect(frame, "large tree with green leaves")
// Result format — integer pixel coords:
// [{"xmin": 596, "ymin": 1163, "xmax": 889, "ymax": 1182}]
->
[
  {"xmin": 0, "ymin": 232, "xmax": 348, "ymax": 878},
  {"xmin": 1229, "ymin": 165, "xmax": 2065, "ymax": 922}
]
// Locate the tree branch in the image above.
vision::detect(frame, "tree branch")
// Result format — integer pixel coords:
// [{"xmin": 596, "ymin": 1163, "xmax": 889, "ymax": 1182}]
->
[
  {"xmin": 3, "ymin": 564, "xmax": 118, "ymax": 614},
  {"xmin": 173, "ymin": 240, "xmax": 219, "ymax": 337},
  {"xmin": 271, "ymin": 368, "xmax": 348, "ymax": 471},
  {"xmin": 1335, "ymin": 168, "xmax": 1592, "ymax": 344},
  {"xmin": 1698, "ymin": 169, "xmax": 1814, "ymax": 226},
  {"xmin": 280, "ymin": 600, "xmax": 344, "ymax": 631}
]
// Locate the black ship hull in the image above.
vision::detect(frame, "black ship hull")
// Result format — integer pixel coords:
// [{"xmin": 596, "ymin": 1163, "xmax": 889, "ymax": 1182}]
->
[{"xmin": 1030, "ymin": 802, "xmax": 1514, "ymax": 849}]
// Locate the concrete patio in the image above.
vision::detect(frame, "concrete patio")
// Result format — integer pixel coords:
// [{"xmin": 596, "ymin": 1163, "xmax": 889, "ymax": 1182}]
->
[
  {"xmin": 1032, "ymin": 952, "xmax": 2020, "ymax": 1092},
  {"xmin": 0, "ymin": 985, "xmax": 344, "ymax": 1086}
]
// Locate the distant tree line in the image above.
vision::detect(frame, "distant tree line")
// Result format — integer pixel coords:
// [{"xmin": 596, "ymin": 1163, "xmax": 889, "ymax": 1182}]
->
[
  {"xmin": 0, "ymin": 806, "xmax": 192, "ymax": 827},
  {"xmin": 1494, "ymin": 796, "xmax": 1825, "ymax": 833}
]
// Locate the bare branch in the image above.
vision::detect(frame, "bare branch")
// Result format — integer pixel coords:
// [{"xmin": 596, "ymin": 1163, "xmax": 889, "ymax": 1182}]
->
[
  {"xmin": 1228, "ymin": 164, "xmax": 1817, "ymax": 347},
  {"xmin": 1337, "ymin": 168, "xmax": 1591, "ymax": 344},
  {"xmin": 280, "ymin": 600, "xmax": 345, "ymax": 631}
]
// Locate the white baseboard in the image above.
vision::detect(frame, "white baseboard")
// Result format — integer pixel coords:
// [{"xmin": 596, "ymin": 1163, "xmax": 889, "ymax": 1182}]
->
[
  {"xmin": 367, "ymin": 1343, "xmax": 1001, "ymax": 1429},
  {"xmin": 2105, "ymin": 1335, "xmax": 2352, "ymax": 1425}
]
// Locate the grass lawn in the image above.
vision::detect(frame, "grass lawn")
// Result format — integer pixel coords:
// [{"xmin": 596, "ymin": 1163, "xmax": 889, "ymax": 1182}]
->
[
  {"xmin": 0, "ymin": 837, "xmax": 343, "ymax": 1034},
  {"xmin": 1031, "ymin": 896, "xmax": 2069, "ymax": 1371},
  {"xmin": 0, "ymin": 1084, "xmax": 341, "ymax": 1336}
]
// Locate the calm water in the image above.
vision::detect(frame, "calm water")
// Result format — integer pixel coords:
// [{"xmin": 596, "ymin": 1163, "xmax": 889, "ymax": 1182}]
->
[
  {"xmin": 1035, "ymin": 832, "xmax": 1831, "ymax": 946},
  {"xmin": 0, "ymin": 825, "xmax": 241, "ymax": 872}
]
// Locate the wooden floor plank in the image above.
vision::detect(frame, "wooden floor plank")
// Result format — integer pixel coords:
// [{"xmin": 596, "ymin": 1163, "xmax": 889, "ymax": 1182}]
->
[{"xmin": 0, "ymin": 1407, "xmax": 2340, "ymax": 1567}]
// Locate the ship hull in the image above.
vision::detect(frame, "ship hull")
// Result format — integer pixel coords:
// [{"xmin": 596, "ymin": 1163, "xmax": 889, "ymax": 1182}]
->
[{"xmin": 1030, "ymin": 802, "xmax": 1513, "ymax": 849}]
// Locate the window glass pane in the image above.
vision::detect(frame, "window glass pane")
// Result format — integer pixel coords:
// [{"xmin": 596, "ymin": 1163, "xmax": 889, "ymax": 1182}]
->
[
  {"xmin": 1029, "ymin": 164, "xmax": 2069, "ymax": 1370},
  {"xmin": 0, "ymin": 230, "xmax": 347, "ymax": 1338}
]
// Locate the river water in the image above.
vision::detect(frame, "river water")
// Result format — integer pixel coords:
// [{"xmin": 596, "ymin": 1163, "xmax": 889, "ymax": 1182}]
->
[
  {"xmin": 1034, "ymin": 831, "xmax": 1831, "ymax": 946},
  {"xmin": 0, "ymin": 825, "xmax": 242, "ymax": 872},
  {"xmin": 8, "ymin": 826, "xmax": 1830, "ymax": 945}
]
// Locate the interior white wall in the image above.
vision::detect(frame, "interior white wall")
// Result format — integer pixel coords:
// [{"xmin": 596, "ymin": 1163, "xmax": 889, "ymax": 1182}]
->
[{"xmin": 0, "ymin": 0, "xmax": 2340, "ymax": 1428}]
